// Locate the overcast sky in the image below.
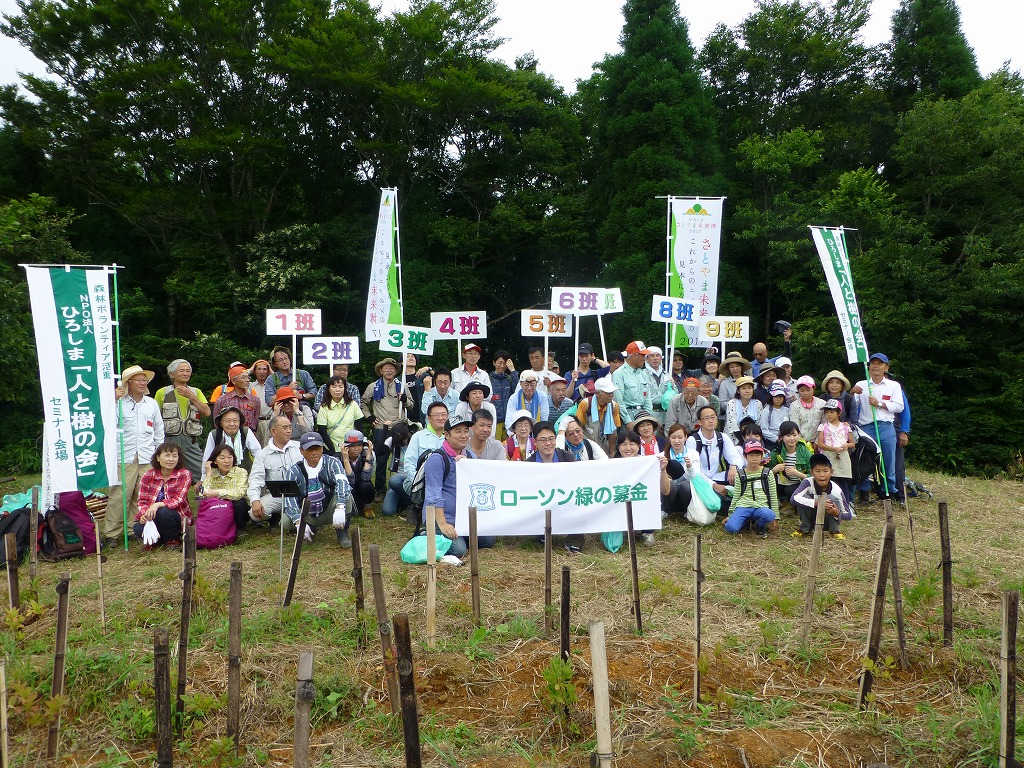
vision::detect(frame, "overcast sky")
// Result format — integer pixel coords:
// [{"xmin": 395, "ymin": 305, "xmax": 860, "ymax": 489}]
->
[{"xmin": 0, "ymin": 0, "xmax": 1017, "ymax": 93}]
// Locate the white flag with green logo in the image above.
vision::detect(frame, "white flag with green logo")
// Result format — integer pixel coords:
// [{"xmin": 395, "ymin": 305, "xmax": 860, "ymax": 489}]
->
[
  {"xmin": 365, "ymin": 188, "xmax": 403, "ymax": 341},
  {"xmin": 668, "ymin": 197, "xmax": 725, "ymax": 347},
  {"xmin": 810, "ymin": 227, "xmax": 869, "ymax": 364},
  {"xmin": 26, "ymin": 266, "xmax": 118, "ymax": 492}
]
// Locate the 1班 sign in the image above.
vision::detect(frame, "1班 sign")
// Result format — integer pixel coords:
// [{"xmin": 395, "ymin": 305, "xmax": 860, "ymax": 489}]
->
[{"xmin": 266, "ymin": 309, "xmax": 323, "ymax": 336}]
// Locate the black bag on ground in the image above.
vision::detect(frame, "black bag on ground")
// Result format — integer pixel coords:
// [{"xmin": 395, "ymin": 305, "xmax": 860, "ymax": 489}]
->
[
  {"xmin": 0, "ymin": 507, "xmax": 32, "ymax": 563},
  {"xmin": 38, "ymin": 507, "xmax": 86, "ymax": 561}
]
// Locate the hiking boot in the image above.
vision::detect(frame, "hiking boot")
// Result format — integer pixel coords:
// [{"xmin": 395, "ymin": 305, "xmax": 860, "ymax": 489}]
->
[
  {"xmin": 830, "ymin": 532, "xmax": 846, "ymax": 540},
  {"xmin": 641, "ymin": 532, "xmax": 656, "ymax": 547},
  {"xmin": 564, "ymin": 543, "xmax": 582, "ymax": 555},
  {"xmin": 790, "ymin": 530, "xmax": 806, "ymax": 538},
  {"xmin": 336, "ymin": 528, "xmax": 352, "ymax": 548}
]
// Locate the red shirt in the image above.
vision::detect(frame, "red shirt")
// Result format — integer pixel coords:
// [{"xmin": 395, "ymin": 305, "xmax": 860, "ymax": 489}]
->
[{"xmin": 138, "ymin": 468, "xmax": 193, "ymax": 522}]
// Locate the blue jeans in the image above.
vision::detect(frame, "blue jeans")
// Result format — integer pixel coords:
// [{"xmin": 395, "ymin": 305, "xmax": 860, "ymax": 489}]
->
[
  {"xmin": 431, "ymin": 521, "xmax": 495, "ymax": 558},
  {"xmin": 382, "ymin": 473, "xmax": 410, "ymax": 516},
  {"xmin": 859, "ymin": 421, "xmax": 896, "ymax": 496},
  {"xmin": 724, "ymin": 506, "xmax": 776, "ymax": 534}
]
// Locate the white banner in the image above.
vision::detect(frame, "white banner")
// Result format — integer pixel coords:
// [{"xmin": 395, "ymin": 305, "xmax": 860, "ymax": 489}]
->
[
  {"xmin": 365, "ymin": 188, "xmax": 403, "ymax": 341},
  {"xmin": 551, "ymin": 287, "xmax": 623, "ymax": 316},
  {"xmin": 810, "ymin": 226, "xmax": 869, "ymax": 364},
  {"xmin": 519, "ymin": 310, "xmax": 573, "ymax": 338},
  {"xmin": 302, "ymin": 337, "xmax": 360, "ymax": 365},
  {"xmin": 26, "ymin": 266, "xmax": 117, "ymax": 493},
  {"xmin": 430, "ymin": 311, "xmax": 488, "ymax": 339},
  {"xmin": 668, "ymin": 197, "xmax": 725, "ymax": 346},
  {"xmin": 455, "ymin": 456, "xmax": 662, "ymax": 536}
]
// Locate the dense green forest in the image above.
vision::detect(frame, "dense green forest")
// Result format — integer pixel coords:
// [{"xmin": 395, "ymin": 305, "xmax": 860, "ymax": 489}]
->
[{"xmin": 1, "ymin": 0, "xmax": 1022, "ymax": 476}]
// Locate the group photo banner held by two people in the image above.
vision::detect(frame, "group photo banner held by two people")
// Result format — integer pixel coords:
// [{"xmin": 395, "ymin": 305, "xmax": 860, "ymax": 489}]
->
[{"xmin": 454, "ymin": 456, "xmax": 662, "ymax": 537}]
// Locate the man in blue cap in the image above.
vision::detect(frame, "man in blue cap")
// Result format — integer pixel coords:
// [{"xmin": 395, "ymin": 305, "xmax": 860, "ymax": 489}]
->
[{"xmin": 852, "ymin": 353, "xmax": 905, "ymax": 502}]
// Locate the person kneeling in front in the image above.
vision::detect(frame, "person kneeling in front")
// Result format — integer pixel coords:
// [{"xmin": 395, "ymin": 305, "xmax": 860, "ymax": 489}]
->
[
  {"xmin": 421, "ymin": 414, "xmax": 496, "ymax": 559},
  {"xmin": 284, "ymin": 432, "xmax": 353, "ymax": 547}
]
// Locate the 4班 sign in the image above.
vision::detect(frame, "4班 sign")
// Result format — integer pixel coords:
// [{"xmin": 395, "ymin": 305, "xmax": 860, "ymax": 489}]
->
[{"xmin": 430, "ymin": 311, "xmax": 487, "ymax": 339}]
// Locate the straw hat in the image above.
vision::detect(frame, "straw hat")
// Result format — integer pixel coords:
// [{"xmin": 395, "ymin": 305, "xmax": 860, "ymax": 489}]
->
[
  {"xmin": 722, "ymin": 351, "xmax": 751, "ymax": 373},
  {"xmin": 120, "ymin": 365, "xmax": 155, "ymax": 384}
]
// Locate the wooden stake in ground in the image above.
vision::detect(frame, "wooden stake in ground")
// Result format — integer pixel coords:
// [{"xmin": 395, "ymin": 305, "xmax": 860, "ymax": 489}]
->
[
  {"xmin": 468, "ymin": 506, "xmax": 481, "ymax": 627},
  {"xmin": 884, "ymin": 500, "xmax": 909, "ymax": 671},
  {"xmin": 544, "ymin": 509, "xmax": 553, "ymax": 636},
  {"xmin": 91, "ymin": 513, "xmax": 106, "ymax": 629},
  {"xmin": 4, "ymin": 534, "xmax": 18, "ymax": 612},
  {"xmin": 693, "ymin": 534, "xmax": 704, "ymax": 706},
  {"xmin": 174, "ymin": 549, "xmax": 195, "ymax": 732},
  {"xmin": 625, "ymin": 501, "xmax": 643, "ymax": 635},
  {"xmin": 294, "ymin": 652, "xmax": 314, "ymax": 768},
  {"xmin": 283, "ymin": 500, "xmax": 310, "ymax": 608},
  {"xmin": 368, "ymin": 544, "xmax": 400, "ymax": 715},
  {"xmin": 1, "ymin": 658, "xmax": 9, "ymax": 768},
  {"xmin": 153, "ymin": 627, "xmax": 172, "ymax": 768},
  {"xmin": 351, "ymin": 526, "xmax": 366, "ymax": 649},
  {"xmin": 937, "ymin": 499, "xmax": 953, "ymax": 647},
  {"xmin": 560, "ymin": 566, "xmax": 570, "ymax": 662},
  {"xmin": 857, "ymin": 517, "xmax": 896, "ymax": 710},
  {"xmin": 800, "ymin": 496, "xmax": 828, "ymax": 647},
  {"xmin": 588, "ymin": 621, "xmax": 613, "ymax": 768},
  {"xmin": 46, "ymin": 573, "xmax": 70, "ymax": 758},
  {"xmin": 425, "ymin": 507, "xmax": 437, "ymax": 650},
  {"xmin": 393, "ymin": 613, "xmax": 422, "ymax": 768},
  {"xmin": 29, "ymin": 487, "xmax": 38, "ymax": 583},
  {"xmin": 1000, "ymin": 590, "xmax": 1019, "ymax": 768},
  {"xmin": 227, "ymin": 561, "xmax": 242, "ymax": 754}
]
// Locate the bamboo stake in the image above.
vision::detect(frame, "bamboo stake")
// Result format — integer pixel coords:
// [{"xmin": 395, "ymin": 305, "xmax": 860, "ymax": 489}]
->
[
  {"xmin": 885, "ymin": 500, "xmax": 909, "ymax": 671},
  {"xmin": 625, "ymin": 501, "xmax": 643, "ymax": 635},
  {"xmin": 999, "ymin": 591, "xmax": 1019, "ymax": 768},
  {"xmin": 368, "ymin": 545, "xmax": 400, "ymax": 715},
  {"xmin": 938, "ymin": 499, "xmax": 953, "ymax": 647},
  {"xmin": 693, "ymin": 534, "xmax": 704, "ymax": 706},
  {"xmin": 426, "ymin": 507, "xmax": 437, "ymax": 649},
  {"xmin": 857, "ymin": 518, "xmax": 896, "ymax": 709},
  {"xmin": 560, "ymin": 566, "xmax": 570, "ymax": 662},
  {"xmin": 589, "ymin": 622, "xmax": 613, "ymax": 768},
  {"xmin": 294, "ymin": 652, "xmax": 314, "ymax": 768},
  {"xmin": 468, "ymin": 507, "xmax": 481, "ymax": 627},
  {"xmin": 174, "ymin": 551, "xmax": 195, "ymax": 732},
  {"xmin": 154, "ymin": 627, "xmax": 172, "ymax": 768},
  {"xmin": 4, "ymin": 535, "xmax": 17, "ymax": 612},
  {"xmin": 1, "ymin": 658, "xmax": 9, "ymax": 768},
  {"xmin": 46, "ymin": 573, "xmax": 70, "ymax": 758},
  {"xmin": 800, "ymin": 496, "xmax": 827, "ymax": 646},
  {"xmin": 227, "ymin": 562, "xmax": 242, "ymax": 754},
  {"xmin": 351, "ymin": 526, "xmax": 366, "ymax": 649},
  {"xmin": 393, "ymin": 613, "xmax": 422, "ymax": 768},
  {"xmin": 544, "ymin": 509, "xmax": 553, "ymax": 635},
  {"xmin": 29, "ymin": 487, "xmax": 38, "ymax": 583},
  {"xmin": 283, "ymin": 500, "xmax": 310, "ymax": 607},
  {"xmin": 91, "ymin": 513, "xmax": 105, "ymax": 629}
]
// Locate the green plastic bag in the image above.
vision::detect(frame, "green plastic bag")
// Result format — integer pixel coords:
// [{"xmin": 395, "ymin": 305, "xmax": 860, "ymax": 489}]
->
[
  {"xmin": 660, "ymin": 385, "xmax": 676, "ymax": 412},
  {"xmin": 400, "ymin": 533, "xmax": 453, "ymax": 564},
  {"xmin": 690, "ymin": 473, "xmax": 722, "ymax": 512},
  {"xmin": 601, "ymin": 530, "xmax": 624, "ymax": 553}
]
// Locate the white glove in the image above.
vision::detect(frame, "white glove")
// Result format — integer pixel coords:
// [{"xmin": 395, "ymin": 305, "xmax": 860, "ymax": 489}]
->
[
  {"xmin": 303, "ymin": 525, "xmax": 315, "ymax": 543},
  {"xmin": 332, "ymin": 504, "xmax": 347, "ymax": 530},
  {"xmin": 142, "ymin": 520, "xmax": 160, "ymax": 546},
  {"xmin": 441, "ymin": 554, "xmax": 464, "ymax": 566}
]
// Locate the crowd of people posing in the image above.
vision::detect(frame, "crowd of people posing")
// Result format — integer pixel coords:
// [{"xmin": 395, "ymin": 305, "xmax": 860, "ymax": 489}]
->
[{"xmin": 101, "ymin": 333, "xmax": 910, "ymax": 555}]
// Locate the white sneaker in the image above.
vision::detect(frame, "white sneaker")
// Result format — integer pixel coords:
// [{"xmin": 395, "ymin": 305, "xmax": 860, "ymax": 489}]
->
[
  {"xmin": 303, "ymin": 526, "xmax": 315, "ymax": 543},
  {"xmin": 641, "ymin": 532, "xmax": 656, "ymax": 547}
]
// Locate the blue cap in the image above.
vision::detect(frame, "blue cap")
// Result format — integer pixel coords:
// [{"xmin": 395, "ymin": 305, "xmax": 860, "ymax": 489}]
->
[{"xmin": 869, "ymin": 353, "xmax": 889, "ymax": 364}]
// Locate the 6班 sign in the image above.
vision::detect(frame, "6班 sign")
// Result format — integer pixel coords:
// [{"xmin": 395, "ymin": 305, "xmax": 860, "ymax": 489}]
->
[
  {"xmin": 430, "ymin": 311, "xmax": 487, "ymax": 339},
  {"xmin": 265, "ymin": 308, "xmax": 323, "ymax": 336},
  {"xmin": 302, "ymin": 337, "xmax": 360, "ymax": 365},
  {"xmin": 551, "ymin": 287, "xmax": 623, "ymax": 316},
  {"xmin": 519, "ymin": 310, "xmax": 573, "ymax": 338},
  {"xmin": 379, "ymin": 324, "xmax": 435, "ymax": 355}
]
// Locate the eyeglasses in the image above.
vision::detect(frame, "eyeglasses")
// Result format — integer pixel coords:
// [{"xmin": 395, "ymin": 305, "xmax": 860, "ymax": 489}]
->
[{"xmin": 535, "ymin": 436, "xmax": 556, "ymax": 444}]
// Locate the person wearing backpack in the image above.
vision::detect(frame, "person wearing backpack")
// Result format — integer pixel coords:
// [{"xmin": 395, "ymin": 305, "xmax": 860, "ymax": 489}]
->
[
  {"xmin": 767, "ymin": 420, "xmax": 813, "ymax": 508},
  {"xmin": 420, "ymin": 413, "xmax": 495, "ymax": 559},
  {"xmin": 155, "ymin": 359, "xmax": 211, "ymax": 478},
  {"xmin": 684, "ymin": 405, "xmax": 743, "ymax": 517},
  {"xmin": 200, "ymin": 406, "xmax": 261, "ymax": 480},
  {"xmin": 723, "ymin": 440, "xmax": 779, "ymax": 538}
]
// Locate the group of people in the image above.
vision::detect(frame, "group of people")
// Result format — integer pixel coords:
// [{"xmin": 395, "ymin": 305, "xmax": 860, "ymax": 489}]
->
[{"xmin": 100, "ymin": 331, "xmax": 909, "ymax": 555}]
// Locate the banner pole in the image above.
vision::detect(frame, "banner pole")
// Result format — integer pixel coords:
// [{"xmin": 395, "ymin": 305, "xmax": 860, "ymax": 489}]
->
[
  {"xmin": 110, "ymin": 265, "xmax": 128, "ymax": 550},
  {"xmin": 664, "ymin": 197, "xmax": 672, "ymax": 353},
  {"xmin": 393, "ymin": 188, "xmax": 404, "ymax": 324},
  {"xmin": 597, "ymin": 314, "xmax": 608, "ymax": 362}
]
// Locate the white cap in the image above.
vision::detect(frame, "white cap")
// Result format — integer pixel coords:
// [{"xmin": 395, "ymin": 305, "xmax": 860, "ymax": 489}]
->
[
  {"xmin": 595, "ymin": 377, "xmax": 618, "ymax": 393},
  {"xmin": 646, "ymin": 346, "xmax": 663, "ymax": 356},
  {"xmin": 776, "ymin": 357, "xmax": 793, "ymax": 367}
]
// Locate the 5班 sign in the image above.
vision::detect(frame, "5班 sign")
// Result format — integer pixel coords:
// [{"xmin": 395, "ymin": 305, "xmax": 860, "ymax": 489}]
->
[{"xmin": 519, "ymin": 310, "xmax": 573, "ymax": 338}]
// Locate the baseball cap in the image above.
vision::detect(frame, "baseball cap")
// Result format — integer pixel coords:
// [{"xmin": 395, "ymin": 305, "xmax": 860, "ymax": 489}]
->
[
  {"xmin": 595, "ymin": 377, "xmax": 618, "ymax": 393},
  {"xmin": 823, "ymin": 399, "xmax": 843, "ymax": 412},
  {"xmin": 343, "ymin": 430, "xmax": 367, "ymax": 445},
  {"xmin": 743, "ymin": 440, "xmax": 765, "ymax": 455},
  {"xmin": 646, "ymin": 346, "xmax": 663, "ymax": 356},
  {"xmin": 624, "ymin": 341, "xmax": 650, "ymax": 355},
  {"xmin": 463, "ymin": 343, "xmax": 482, "ymax": 353},
  {"xmin": 299, "ymin": 432, "xmax": 324, "ymax": 449},
  {"xmin": 769, "ymin": 382, "xmax": 787, "ymax": 397},
  {"xmin": 445, "ymin": 413, "xmax": 472, "ymax": 431},
  {"xmin": 578, "ymin": 343, "xmax": 594, "ymax": 355},
  {"xmin": 796, "ymin": 375, "xmax": 815, "ymax": 389},
  {"xmin": 776, "ymin": 357, "xmax": 793, "ymax": 368},
  {"xmin": 682, "ymin": 377, "xmax": 701, "ymax": 389},
  {"xmin": 869, "ymin": 352, "xmax": 889, "ymax": 364}
]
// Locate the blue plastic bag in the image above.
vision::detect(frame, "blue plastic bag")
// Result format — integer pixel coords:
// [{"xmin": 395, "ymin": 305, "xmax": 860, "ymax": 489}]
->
[{"xmin": 400, "ymin": 533, "xmax": 453, "ymax": 564}]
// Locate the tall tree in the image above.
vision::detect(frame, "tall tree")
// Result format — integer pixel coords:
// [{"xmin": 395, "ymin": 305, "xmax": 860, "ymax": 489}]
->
[{"xmin": 583, "ymin": 0, "xmax": 722, "ymax": 346}]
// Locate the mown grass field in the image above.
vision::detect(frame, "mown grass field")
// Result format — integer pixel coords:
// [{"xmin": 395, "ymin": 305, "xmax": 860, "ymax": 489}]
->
[{"xmin": 2, "ymin": 466, "xmax": 1023, "ymax": 767}]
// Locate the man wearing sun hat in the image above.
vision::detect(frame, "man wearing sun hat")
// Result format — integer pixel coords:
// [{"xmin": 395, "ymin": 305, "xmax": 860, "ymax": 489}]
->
[
  {"xmin": 362, "ymin": 357, "xmax": 413, "ymax": 494},
  {"xmin": 103, "ymin": 365, "xmax": 165, "ymax": 547},
  {"xmin": 211, "ymin": 362, "xmax": 261, "ymax": 431},
  {"xmin": 853, "ymin": 352, "xmax": 904, "ymax": 501},
  {"xmin": 453, "ymin": 381, "xmax": 497, "ymax": 424},
  {"xmin": 450, "ymin": 343, "xmax": 492, "ymax": 398},
  {"xmin": 612, "ymin": 341, "xmax": 655, "ymax": 423}
]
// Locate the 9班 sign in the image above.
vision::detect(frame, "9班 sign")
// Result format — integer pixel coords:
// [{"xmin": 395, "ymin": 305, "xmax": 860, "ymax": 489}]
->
[
  {"xmin": 302, "ymin": 337, "xmax": 360, "ymax": 365},
  {"xmin": 429, "ymin": 311, "xmax": 487, "ymax": 339},
  {"xmin": 519, "ymin": 310, "xmax": 573, "ymax": 338},
  {"xmin": 379, "ymin": 324, "xmax": 435, "ymax": 355},
  {"xmin": 551, "ymin": 287, "xmax": 623, "ymax": 316}
]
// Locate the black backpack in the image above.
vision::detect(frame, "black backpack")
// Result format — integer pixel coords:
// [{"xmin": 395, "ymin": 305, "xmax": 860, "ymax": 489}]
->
[
  {"xmin": 737, "ymin": 468, "xmax": 773, "ymax": 501},
  {"xmin": 408, "ymin": 449, "xmax": 451, "ymax": 515},
  {"xmin": 0, "ymin": 507, "xmax": 32, "ymax": 563},
  {"xmin": 38, "ymin": 508, "xmax": 85, "ymax": 562}
]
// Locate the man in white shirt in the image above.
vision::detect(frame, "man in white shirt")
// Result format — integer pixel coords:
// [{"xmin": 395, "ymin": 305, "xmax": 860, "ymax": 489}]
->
[
  {"xmin": 104, "ymin": 365, "xmax": 164, "ymax": 546},
  {"xmin": 402, "ymin": 402, "xmax": 449, "ymax": 490},
  {"xmin": 421, "ymin": 368, "xmax": 459, "ymax": 415},
  {"xmin": 853, "ymin": 352, "xmax": 905, "ymax": 501},
  {"xmin": 450, "ymin": 343, "xmax": 492, "ymax": 398},
  {"xmin": 247, "ymin": 415, "xmax": 303, "ymax": 527},
  {"xmin": 684, "ymin": 405, "xmax": 743, "ymax": 515}
]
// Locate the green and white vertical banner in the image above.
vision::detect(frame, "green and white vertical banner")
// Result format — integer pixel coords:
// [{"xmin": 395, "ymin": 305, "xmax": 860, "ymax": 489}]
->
[
  {"xmin": 25, "ymin": 266, "xmax": 117, "ymax": 495},
  {"xmin": 365, "ymin": 188, "xmax": 404, "ymax": 342},
  {"xmin": 667, "ymin": 197, "xmax": 725, "ymax": 347},
  {"xmin": 810, "ymin": 226, "xmax": 869, "ymax": 364}
]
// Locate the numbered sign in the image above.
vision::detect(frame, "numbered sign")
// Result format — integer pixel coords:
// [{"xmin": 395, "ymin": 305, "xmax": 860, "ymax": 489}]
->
[
  {"xmin": 302, "ymin": 337, "xmax": 360, "ymax": 365},
  {"xmin": 551, "ymin": 287, "xmax": 623, "ymax": 316},
  {"xmin": 379, "ymin": 324, "xmax": 435, "ymax": 356},
  {"xmin": 430, "ymin": 311, "xmax": 488, "ymax": 339},
  {"xmin": 266, "ymin": 308, "xmax": 323, "ymax": 336},
  {"xmin": 696, "ymin": 316, "xmax": 750, "ymax": 343},
  {"xmin": 520, "ymin": 310, "xmax": 573, "ymax": 338},
  {"xmin": 650, "ymin": 294, "xmax": 699, "ymax": 326}
]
